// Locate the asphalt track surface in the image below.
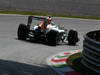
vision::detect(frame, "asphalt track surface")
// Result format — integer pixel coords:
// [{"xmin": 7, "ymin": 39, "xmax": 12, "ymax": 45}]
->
[{"xmin": 0, "ymin": 14, "xmax": 100, "ymax": 75}]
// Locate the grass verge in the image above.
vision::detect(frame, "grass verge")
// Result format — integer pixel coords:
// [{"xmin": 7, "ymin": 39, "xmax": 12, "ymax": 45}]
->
[
  {"xmin": 67, "ymin": 52, "xmax": 98, "ymax": 75},
  {"xmin": 0, "ymin": 11, "xmax": 100, "ymax": 20}
]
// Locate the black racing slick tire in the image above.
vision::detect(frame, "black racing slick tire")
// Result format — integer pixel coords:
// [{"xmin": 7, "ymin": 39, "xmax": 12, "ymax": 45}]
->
[
  {"xmin": 67, "ymin": 29, "xmax": 79, "ymax": 45},
  {"xmin": 17, "ymin": 24, "xmax": 28, "ymax": 40},
  {"xmin": 46, "ymin": 30, "xmax": 59, "ymax": 46}
]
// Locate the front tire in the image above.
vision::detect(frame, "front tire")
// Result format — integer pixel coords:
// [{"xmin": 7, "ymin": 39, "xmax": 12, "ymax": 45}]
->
[
  {"xmin": 67, "ymin": 29, "xmax": 79, "ymax": 45},
  {"xmin": 17, "ymin": 24, "xmax": 28, "ymax": 40}
]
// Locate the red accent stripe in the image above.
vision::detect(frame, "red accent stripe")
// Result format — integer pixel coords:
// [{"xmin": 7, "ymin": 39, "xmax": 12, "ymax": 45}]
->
[
  {"xmin": 64, "ymin": 52, "xmax": 71, "ymax": 55},
  {"xmin": 51, "ymin": 58, "xmax": 67, "ymax": 62}
]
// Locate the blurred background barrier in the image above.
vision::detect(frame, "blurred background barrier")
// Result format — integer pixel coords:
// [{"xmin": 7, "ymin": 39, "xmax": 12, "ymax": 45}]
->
[{"xmin": 0, "ymin": 0, "xmax": 100, "ymax": 16}]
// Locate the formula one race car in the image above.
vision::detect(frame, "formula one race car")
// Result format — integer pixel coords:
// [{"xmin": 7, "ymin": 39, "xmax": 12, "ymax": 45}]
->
[{"xmin": 17, "ymin": 16, "xmax": 79, "ymax": 45}]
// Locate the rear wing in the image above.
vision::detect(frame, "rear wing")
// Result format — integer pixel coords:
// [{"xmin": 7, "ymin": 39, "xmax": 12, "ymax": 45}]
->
[{"xmin": 27, "ymin": 16, "xmax": 48, "ymax": 25}]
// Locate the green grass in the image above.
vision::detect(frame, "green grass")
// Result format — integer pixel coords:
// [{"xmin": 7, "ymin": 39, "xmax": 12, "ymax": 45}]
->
[
  {"xmin": 67, "ymin": 52, "xmax": 98, "ymax": 75},
  {"xmin": 0, "ymin": 10, "xmax": 100, "ymax": 20},
  {"xmin": 0, "ymin": 11, "xmax": 49, "ymax": 16}
]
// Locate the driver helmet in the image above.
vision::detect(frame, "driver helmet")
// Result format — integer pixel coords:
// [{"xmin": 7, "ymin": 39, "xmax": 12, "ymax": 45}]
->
[{"xmin": 47, "ymin": 16, "xmax": 52, "ymax": 23}]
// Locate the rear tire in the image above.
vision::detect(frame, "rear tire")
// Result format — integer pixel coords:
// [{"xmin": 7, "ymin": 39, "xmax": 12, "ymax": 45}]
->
[
  {"xmin": 17, "ymin": 24, "xmax": 28, "ymax": 40},
  {"xmin": 46, "ymin": 30, "xmax": 59, "ymax": 46}
]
